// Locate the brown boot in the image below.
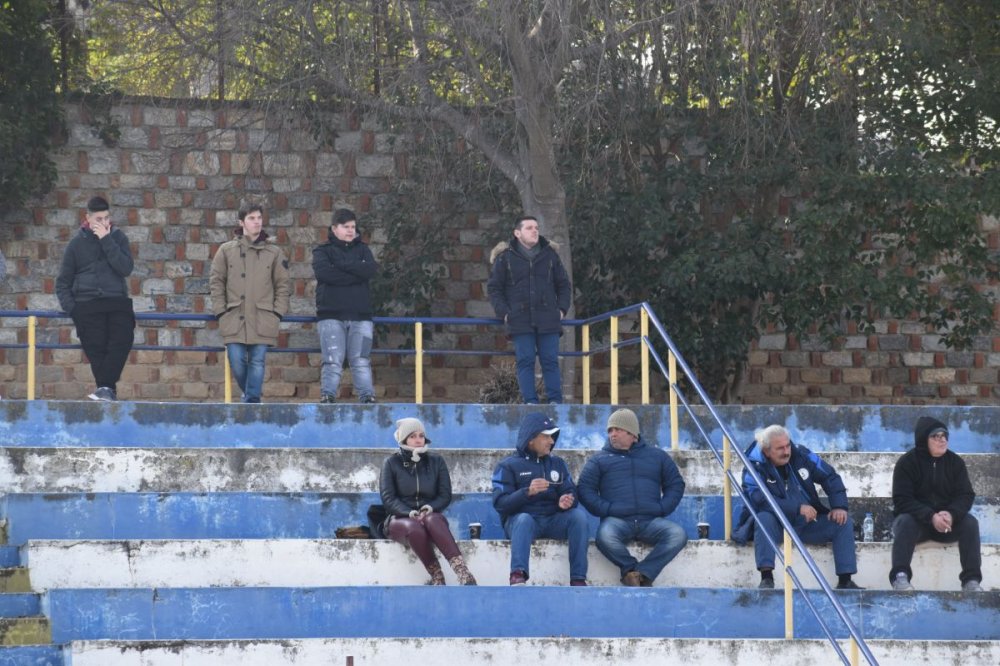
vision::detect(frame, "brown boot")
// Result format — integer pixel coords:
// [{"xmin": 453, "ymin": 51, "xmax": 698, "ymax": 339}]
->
[
  {"xmin": 448, "ymin": 555, "xmax": 478, "ymax": 586},
  {"xmin": 426, "ymin": 561, "xmax": 446, "ymax": 585},
  {"xmin": 622, "ymin": 570, "xmax": 643, "ymax": 587}
]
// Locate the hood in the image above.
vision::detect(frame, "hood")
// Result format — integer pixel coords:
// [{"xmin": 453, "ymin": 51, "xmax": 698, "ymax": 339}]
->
[
  {"xmin": 489, "ymin": 236, "xmax": 560, "ymax": 264},
  {"xmin": 913, "ymin": 416, "xmax": 947, "ymax": 451},
  {"xmin": 602, "ymin": 435, "xmax": 648, "ymax": 454},
  {"xmin": 327, "ymin": 231, "xmax": 362, "ymax": 248},
  {"xmin": 516, "ymin": 412, "xmax": 560, "ymax": 456},
  {"xmin": 234, "ymin": 228, "xmax": 270, "ymax": 243}
]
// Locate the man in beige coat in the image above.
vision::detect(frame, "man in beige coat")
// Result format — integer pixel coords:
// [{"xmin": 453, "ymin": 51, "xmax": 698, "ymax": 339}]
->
[{"xmin": 209, "ymin": 204, "xmax": 291, "ymax": 403}]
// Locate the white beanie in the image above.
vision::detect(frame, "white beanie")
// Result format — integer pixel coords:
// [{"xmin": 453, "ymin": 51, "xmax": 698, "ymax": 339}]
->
[
  {"xmin": 394, "ymin": 417, "xmax": 431, "ymax": 446},
  {"xmin": 607, "ymin": 408, "xmax": 640, "ymax": 438}
]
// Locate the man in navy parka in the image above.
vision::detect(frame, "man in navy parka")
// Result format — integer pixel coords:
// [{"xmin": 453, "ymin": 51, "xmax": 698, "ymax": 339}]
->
[
  {"xmin": 492, "ymin": 412, "xmax": 590, "ymax": 585},
  {"xmin": 578, "ymin": 408, "xmax": 688, "ymax": 586}
]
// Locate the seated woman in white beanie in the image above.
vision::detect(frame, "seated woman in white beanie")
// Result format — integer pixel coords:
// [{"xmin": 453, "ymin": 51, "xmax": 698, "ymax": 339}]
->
[{"xmin": 378, "ymin": 417, "xmax": 477, "ymax": 585}]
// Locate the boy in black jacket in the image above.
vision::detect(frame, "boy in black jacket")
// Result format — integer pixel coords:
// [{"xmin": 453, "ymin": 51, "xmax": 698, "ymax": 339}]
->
[{"xmin": 890, "ymin": 416, "xmax": 983, "ymax": 591}]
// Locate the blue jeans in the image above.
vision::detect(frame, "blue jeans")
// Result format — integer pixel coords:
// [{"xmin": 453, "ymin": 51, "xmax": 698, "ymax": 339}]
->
[
  {"xmin": 754, "ymin": 510, "xmax": 857, "ymax": 575},
  {"xmin": 318, "ymin": 319, "xmax": 374, "ymax": 399},
  {"xmin": 504, "ymin": 506, "xmax": 589, "ymax": 581},
  {"xmin": 226, "ymin": 343, "xmax": 268, "ymax": 403},
  {"xmin": 512, "ymin": 331, "xmax": 561, "ymax": 403},
  {"xmin": 596, "ymin": 516, "xmax": 688, "ymax": 582}
]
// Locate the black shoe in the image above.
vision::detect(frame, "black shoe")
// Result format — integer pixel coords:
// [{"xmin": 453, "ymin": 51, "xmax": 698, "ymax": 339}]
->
[
  {"xmin": 758, "ymin": 578, "xmax": 775, "ymax": 589},
  {"xmin": 360, "ymin": 395, "xmax": 376, "ymax": 404},
  {"xmin": 88, "ymin": 387, "xmax": 116, "ymax": 402},
  {"xmin": 835, "ymin": 580, "xmax": 864, "ymax": 590},
  {"xmin": 319, "ymin": 394, "xmax": 336, "ymax": 404}
]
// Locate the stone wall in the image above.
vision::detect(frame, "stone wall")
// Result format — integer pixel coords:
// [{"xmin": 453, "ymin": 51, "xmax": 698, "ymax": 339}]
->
[{"xmin": 0, "ymin": 96, "xmax": 997, "ymax": 405}]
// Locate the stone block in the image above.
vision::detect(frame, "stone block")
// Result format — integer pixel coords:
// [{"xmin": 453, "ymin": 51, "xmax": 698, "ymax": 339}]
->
[
  {"xmin": 87, "ymin": 149, "xmax": 120, "ymax": 174},
  {"xmin": 841, "ymin": 368, "xmax": 872, "ymax": 384},
  {"xmin": 800, "ymin": 368, "xmax": 830, "ymax": 383},
  {"xmin": 143, "ymin": 106, "xmax": 178, "ymax": 126},
  {"xmin": 141, "ymin": 278, "xmax": 176, "ymax": 295},
  {"xmin": 821, "ymin": 351, "xmax": 854, "ymax": 367},
  {"xmin": 779, "ymin": 351, "xmax": 809, "ymax": 367},
  {"xmin": 878, "ymin": 335, "xmax": 907, "ymax": 351},
  {"xmin": 901, "ymin": 352, "xmax": 933, "ymax": 367},
  {"xmin": 799, "ymin": 335, "xmax": 830, "ymax": 352},
  {"xmin": 920, "ymin": 368, "xmax": 956, "ymax": 384},
  {"xmin": 920, "ymin": 335, "xmax": 949, "ymax": 352},
  {"xmin": 273, "ymin": 178, "xmax": 303, "ymax": 193},
  {"xmin": 333, "ymin": 132, "xmax": 362, "ymax": 153},
  {"xmin": 183, "ymin": 152, "xmax": 221, "ymax": 176},
  {"xmin": 138, "ymin": 245, "xmax": 175, "ymax": 261},
  {"xmin": 154, "ymin": 191, "xmax": 184, "ymax": 208},
  {"xmin": 184, "ymin": 245, "xmax": 210, "ymax": 261},
  {"xmin": 130, "ymin": 151, "xmax": 171, "ymax": 174},
  {"xmin": 944, "ymin": 351, "xmax": 975, "ymax": 367},
  {"xmin": 356, "ymin": 155, "xmax": 396, "ymax": 178},
  {"xmin": 205, "ymin": 130, "xmax": 238, "ymax": 150},
  {"xmin": 187, "ymin": 110, "xmax": 217, "ymax": 128},
  {"xmin": 164, "ymin": 262, "xmax": 193, "ymax": 278},
  {"xmin": 761, "ymin": 369, "xmax": 787, "ymax": 384}
]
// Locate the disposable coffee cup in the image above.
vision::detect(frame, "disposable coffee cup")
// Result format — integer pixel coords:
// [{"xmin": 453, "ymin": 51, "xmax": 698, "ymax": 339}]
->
[
  {"xmin": 469, "ymin": 522, "xmax": 482, "ymax": 539},
  {"xmin": 697, "ymin": 522, "xmax": 710, "ymax": 539}
]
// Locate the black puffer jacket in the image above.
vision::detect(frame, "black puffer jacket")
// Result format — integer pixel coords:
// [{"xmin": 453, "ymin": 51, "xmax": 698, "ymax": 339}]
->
[
  {"xmin": 379, "ymin": 450, "xmax": 453, "ymax": 520},
  {"xmin": 487, "ymin": 236, "xmax": 571, "ymax": 336},
  {"xmin": 892, "ymin": 416, "xmax": 976, "ymax": 525},
  {"xmin": 312, "ymin": 233, "xmax": 378, "ymax": 321},
  {"xmin": 55, "ymin": 227, "xmax": 134, "ymax": 314}
]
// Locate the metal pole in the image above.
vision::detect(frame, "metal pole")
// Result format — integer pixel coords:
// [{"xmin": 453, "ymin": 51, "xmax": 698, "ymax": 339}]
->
[
  {"xmin": 610, "ymin": 316, "xmax": 619, "ymax": 404},
  {"xmin": 723, "ymin": 435, "xmax": 732, "ymax": 540},
  {"xmin": 582, "ymin": 324, "xmax": 591, "ymax": 405},
  {"xmin": 224, "ymin": 349, "xmax": 231, "ymax": 403},
  {"xmin": 27, "ymin": 315, "xmax": 37, "ymax": 400},
  {"xmin": 784, "ymin": 530, "xmax": 794, "ymax": 639},
  {"xmin": 668, "ymin": 351, "xmax": 679, "ymax": 450},
  {"xmin": 640, "ymin": 308, "xmax": 649, "ymax": 404},
  {"xmin": 415, "ymin": 321, "xmax": 423, "ymax": 404}
]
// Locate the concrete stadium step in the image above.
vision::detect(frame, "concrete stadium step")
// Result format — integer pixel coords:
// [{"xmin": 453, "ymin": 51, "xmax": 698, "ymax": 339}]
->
[
  {"xmin": 4, "ymin": 447, "xmax": 997, "ymax": 497},
  {"xmin": 5, "ymin": 401, "xmax": 999, "ymax": 452},
  {"xmin": 0, "ymin": 549, "xmax": 18, "ymax": 569},
  {"xmin": 23, "ymin": 538, "xmax": 999, "ymax": 592},
  {"xmin": 0, "ymin": 617, "xmax": 51, "ymax": 646},
  {"xmin": 61, "ymin": 637, "xmax": 1000, "ymax": 666},
  {"xmin": 0, "ymin": 645, "xmax": 61, "ymax": 666},
  {"xmin": 3, "ymin": 491, "xmax": 999, "ymax": 545},
  {"xmin": 44, "ymin": 586, "xmax": 1000, "ymax": 642},
  {"xmin": 0, "ymin": 569, "xmax": 31, "ymax": 594},
  {"xmin": 0, "ymin": 594, "xmax": 41, "ymax": 618}
]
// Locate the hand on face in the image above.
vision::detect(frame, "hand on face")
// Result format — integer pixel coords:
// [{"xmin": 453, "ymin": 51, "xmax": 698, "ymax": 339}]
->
[{"xmin": 88, "ymin": 212, "xmax": 112, "ymax": 238}]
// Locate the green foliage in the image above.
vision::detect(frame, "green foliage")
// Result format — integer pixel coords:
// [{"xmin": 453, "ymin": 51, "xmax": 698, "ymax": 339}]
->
[
  {"xmin": 567, "ymin": 1, "xmax": 999, "ymax": 401},
  {"xmin": 0, "ymin": 0, "xmax": 62, "ymax": 210}
]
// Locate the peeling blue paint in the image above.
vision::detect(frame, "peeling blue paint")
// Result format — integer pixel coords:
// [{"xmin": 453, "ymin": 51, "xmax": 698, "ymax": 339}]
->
[
  {"xmin": 3, "ymin": 401, "xmax": 998, "ymax": 451},
  {"xmin": 43, "ymin": 586, "xmax": 1000, "ymax": 643}
]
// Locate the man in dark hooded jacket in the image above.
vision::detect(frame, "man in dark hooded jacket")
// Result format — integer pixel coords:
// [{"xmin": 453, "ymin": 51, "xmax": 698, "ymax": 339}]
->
[
  {"xmin": 312, "ymin": 208, "xmax": 379, "ymax": 403},
  {"xmin": 890, "ymin": 416, "xmax": 982, "ymax": 592},
  {"xmin": 486, "ymin": 215, "xmax": 571, "ymax": 404},
  {"xmin": 578, "ymin": 408, "xmax": 687, "ymax": 586},
  {"xmin": 492, "ymin": 412, "xmax": 589, "ymax": 586},
  {"xmin": 735, "ymin": 424, "xmax": 861, "ymax": 590}
]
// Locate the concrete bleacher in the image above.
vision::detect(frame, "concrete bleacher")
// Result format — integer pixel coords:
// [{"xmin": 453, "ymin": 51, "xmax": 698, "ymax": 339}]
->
[{"xmin": 1, "ymin": 402, "xmax": 999, "ymax": 665}]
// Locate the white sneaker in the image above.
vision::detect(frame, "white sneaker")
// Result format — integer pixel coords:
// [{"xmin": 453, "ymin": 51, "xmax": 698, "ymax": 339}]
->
[
  {"xmin": 892, "ymin": 572, "xmax": 914, "ymax": 591},
  {"xmin": 962, "ymin": 580, "xmax": 983, "ymax": 592}
]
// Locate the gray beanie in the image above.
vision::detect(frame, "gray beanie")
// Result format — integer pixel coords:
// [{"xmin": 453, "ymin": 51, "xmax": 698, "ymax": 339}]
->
[
  {"xmin": 607, "ymin": 408, "xmax": 640, "ymax": 438},
  {"xmin": 394, "ymin": 417, "xmax": 431, "ymax": 445}
]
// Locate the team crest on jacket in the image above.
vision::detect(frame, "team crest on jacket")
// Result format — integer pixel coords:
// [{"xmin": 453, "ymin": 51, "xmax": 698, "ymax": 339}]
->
[{"xmin": 798, "ymin": 468, "xmax": 809, "ymax": 480}]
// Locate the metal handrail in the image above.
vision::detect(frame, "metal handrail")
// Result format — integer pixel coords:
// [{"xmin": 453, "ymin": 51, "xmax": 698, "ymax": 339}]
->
[{"xmin": 639, "ymin": 302, "xmax": 877, "ymax": 665}]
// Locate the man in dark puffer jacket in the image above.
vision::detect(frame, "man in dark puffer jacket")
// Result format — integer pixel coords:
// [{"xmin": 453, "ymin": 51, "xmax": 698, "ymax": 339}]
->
[
  {"xmin": 578, "ymin": 408, "xmax": 687, "ymax": 586},
  {"xmin": 890, "ymin": 416, "xmax": 983, "ymax": 591}
]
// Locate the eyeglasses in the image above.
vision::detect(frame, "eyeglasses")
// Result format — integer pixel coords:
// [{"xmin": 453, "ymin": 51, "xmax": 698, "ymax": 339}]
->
[{"xmin": 929, "ymin": 433, "xmax": 949, "ymax": 440}]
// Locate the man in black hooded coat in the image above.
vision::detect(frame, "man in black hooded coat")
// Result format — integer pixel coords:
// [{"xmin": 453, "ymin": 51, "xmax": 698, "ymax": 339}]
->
[{"xmin": 890, "ymin": 415, "xmax": 983, "ymax": 591}]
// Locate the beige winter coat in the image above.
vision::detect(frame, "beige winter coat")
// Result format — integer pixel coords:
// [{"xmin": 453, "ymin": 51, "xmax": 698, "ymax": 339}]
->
[{"xmin": 209, "ymin": 233, "xmax": 291, "ymax": 346}]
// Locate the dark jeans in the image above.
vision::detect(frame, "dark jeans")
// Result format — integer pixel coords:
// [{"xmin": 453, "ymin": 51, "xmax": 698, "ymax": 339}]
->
[
  {"xmin": 73, "ymin": 309, "xmax": 135, "ymax": 391},
  {"xmin": 387, "ymin": 513, "xmax": 460, "ymax": 570},
  {"xmin": 890, "ymin": 513, "xmax": 982, "ymax": 584},
  {"xmin": 512, "ymin": 331, "xmax": 562, "ymax": 403}
]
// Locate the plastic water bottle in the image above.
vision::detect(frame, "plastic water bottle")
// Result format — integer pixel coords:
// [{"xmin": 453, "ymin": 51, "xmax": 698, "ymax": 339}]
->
[{"xmin": 862, "ymin": 512, "xmax": 875, "ymax": 542}]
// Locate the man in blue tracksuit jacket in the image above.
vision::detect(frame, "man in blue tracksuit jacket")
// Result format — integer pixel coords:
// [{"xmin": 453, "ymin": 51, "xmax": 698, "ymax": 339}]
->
[
  {"xmin": 734, "ymin": 424, "xmax": 861, "ymax": 589},
  {"xmin": 492, "ymin": 412, "xmax": 590, "ymax": 585},
  {"xmin": 578, "ymin": 408, "xmax": 688, "ymax": 586}
]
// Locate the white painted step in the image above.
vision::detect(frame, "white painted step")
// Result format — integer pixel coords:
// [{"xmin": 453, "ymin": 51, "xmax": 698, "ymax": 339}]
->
[
  {"xmin": 26, "ymin": 538, "xmax": 996, "ymax": 592},
  {"xmin": 65, "ymin": 637, "xmax": 1000, "ymax": 666}
]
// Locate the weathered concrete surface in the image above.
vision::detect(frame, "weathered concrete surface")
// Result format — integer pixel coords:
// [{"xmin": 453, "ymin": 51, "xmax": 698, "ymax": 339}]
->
[
  {"xmin": 44, "ymin": 586, "xmax": 1000, "ymax": 642},
  {"xmin": 24, "ymin": 538, "xmax": 1000, "ymax": 592},
  {"xmin": 14, "ymin": 448, "xmax": 1000, "ymax": 496},
  {"xmin": 0, "ymin": 617, "xmax": 50, "ymax": 646},
  {"xmin": 64, "ymin": 638, "xmax": 1000, "ymax": 666},
  {"xmin": 3, "ymin": 400, "xmax": 999, "ymax": 452},
  {"xmin": 0, "ymin": 645, "xmax": 61, "ymax": 666},
  {"xmin": 4, "ymin": 491, "xmax": 999, "ymax": 544}
]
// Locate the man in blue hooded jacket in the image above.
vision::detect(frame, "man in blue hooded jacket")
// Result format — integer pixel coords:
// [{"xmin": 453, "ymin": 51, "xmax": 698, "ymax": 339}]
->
[
  {"xmin": 578, "ymin": 408, "xmax": 688, "ymax": 586},
  {"xmin": 735, "ymin": 424, "xmax": 861, "ymax": 590},
  {"xmin": 492, "ymin": 412, "xmax": 590, "ymax": 586}
]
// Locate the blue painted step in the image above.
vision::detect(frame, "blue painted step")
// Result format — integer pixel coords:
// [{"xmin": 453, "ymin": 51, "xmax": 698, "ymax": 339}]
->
[
  {"xmin": 0, "ymin": 548, "xmax": 19, "ymax": 568},
  {"xmin": 0, "ymin": 492, "xmax": 741, "ymax": 544},
  {"xmin": 45, "ymin": 587, "xmax": 1000, "ymax": 643},
  {"xmin": 0, "ymin": 594, "xmax": 40, "ymax": 618},
  {"xmin": 5, "ymin": 492, "xmax": 999, "ymax": 546},
  {"xmin": 5, "ymin": 401, "xmax": 999, "ymax": 452},
  {"xmin": 0, "ymin": 646, "xmax": 62, "ymax": 666}
]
